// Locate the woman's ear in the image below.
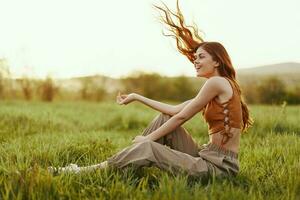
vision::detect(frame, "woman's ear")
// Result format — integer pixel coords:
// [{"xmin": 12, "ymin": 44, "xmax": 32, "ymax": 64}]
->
[{"xmin": 213, "ymin": 61, "xmax": 220, "ymax": 68}]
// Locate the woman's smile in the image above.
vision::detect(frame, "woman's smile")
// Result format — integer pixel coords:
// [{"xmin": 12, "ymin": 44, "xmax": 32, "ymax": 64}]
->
[{"xmin": 195, "ymin": 64, "xmax": 202, "ymax": 70}]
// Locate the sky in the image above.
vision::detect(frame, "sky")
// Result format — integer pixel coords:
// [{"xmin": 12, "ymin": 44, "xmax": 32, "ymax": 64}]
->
[{"xmin": 0, "ymin": 0, "xmax": 299, "ymax": 78}]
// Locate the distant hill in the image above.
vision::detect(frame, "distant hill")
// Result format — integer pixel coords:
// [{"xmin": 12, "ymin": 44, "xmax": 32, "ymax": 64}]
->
[
  {"xmin": 54, "ymin": 62, "xmax": 300, "ymax": 92},
  {"xmin": 237, "ymin": 62, "xmax": 300, "ymax": 75},
  {"xmin": 56, "ymin": 74, "xmax": 123, "ymax": 93}
]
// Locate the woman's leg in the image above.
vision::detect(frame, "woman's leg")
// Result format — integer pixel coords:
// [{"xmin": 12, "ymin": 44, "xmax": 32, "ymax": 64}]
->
[
  {"xmin": 142, "ymin": 113, "xmax": 200, "ymax": 157},
  {"xmin": 49, "ymin": 113, "xmax": 200, "ymax": 174},
  {"xmin": 104, "ymin": 113, "xmax": 209, "ymax": 176},
  {"xmin": 107, "ymin": 140, "xmax": 209, "ymax": 177},
  {"xmin": 107, "ymin": 113, "xmax": 200, "ymax": 171}
]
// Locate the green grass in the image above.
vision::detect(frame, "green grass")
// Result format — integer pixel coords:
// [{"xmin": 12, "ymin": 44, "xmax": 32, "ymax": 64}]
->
[{"xmin": 0, "ymin": 100, "xmax": 299, "ymax": 200}]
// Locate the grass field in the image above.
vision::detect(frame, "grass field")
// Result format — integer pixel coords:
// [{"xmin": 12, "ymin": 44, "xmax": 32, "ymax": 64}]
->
[{"xmin": 0, "ymin": 100, "xmax": 299, "ymax": 200}]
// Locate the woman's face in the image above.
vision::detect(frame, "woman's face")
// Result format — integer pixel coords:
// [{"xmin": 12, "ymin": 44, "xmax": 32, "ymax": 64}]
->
[{"xmin": 193, "ymin": 47, "xmax": 220, "ymax": 78}]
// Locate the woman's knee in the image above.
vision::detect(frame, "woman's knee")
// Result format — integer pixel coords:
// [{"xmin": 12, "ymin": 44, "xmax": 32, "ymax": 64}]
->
[
  {"xmin": 134, "ymin": 140, "xmax": 157, "ymax": 156},
  {"xmin": 135, "ymin": 140, "xmax": 154, "ymax": 149},
  {"xmin": 136, "ymin": 140, "xmax": 164, "ymax": 151}
]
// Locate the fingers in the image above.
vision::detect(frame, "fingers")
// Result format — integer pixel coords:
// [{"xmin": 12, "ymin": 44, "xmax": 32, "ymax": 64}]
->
[
  {"xmin": 116, "ymin": 91, "xmax": 122, "ymax": 103},
  {"xmin": 117, "ymin": 91, "xmax": 122, "ymax": 98},
  {"xmin": 118, "ymin": 91, "xmax": 126, "ymax": 98},
  {"xmin": 117, "ymin": 98, "xmax": 124, "ymax": 105},
  {"xmin": 117, "ymin": 91, "xmax": 128, "ymax": 98},
  {"xmin": 117, "ymin": 95, "xmax": 125, "ymax": 105},
  {"xmin": 117, "ymin": 91, "xmax": 129, "ymax": 105},
  {"xmin": 116, "ymin": 92, "xmax": 123, "ymax": 104}
]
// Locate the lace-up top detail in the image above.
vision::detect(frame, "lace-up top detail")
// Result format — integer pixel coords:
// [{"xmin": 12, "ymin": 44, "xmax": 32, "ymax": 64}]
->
[{"xmin": 202, "ymin": 77, "xmax": 243, "ymax": 145}]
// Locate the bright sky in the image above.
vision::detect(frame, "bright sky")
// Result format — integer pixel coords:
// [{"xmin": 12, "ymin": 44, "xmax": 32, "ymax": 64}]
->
[{"xmin": 0, "ymin": 0, "xmax": 299, "ymax": 78}]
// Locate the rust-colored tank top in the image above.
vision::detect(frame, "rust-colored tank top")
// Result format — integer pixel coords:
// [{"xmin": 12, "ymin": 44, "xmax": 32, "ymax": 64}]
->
[{"xmin": 202, "ymin": 77, "xmax": 243, "ymax": 145}]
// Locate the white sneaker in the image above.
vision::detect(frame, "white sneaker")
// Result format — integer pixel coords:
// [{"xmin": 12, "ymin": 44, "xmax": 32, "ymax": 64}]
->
[{"xmin": 48, "ymin": 163, "xmax": 81, "ymax": 175}]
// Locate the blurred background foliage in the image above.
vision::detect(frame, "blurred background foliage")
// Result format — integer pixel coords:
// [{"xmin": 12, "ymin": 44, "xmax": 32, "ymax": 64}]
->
[{"xmin": 1, "ymin": 58, "xmax": 300, "ymax": 104}]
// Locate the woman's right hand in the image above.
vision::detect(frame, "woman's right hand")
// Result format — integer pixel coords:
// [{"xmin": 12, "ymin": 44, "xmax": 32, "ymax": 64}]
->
[{"xmin": 116, "ymin": 91, "xmax": 137, "ymax": 105}]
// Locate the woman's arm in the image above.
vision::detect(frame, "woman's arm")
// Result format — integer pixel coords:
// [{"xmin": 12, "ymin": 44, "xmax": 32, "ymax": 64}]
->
[
  {"xmin": 135, "ymin": 94, "xmax": 193, "ymax": 116},
  {"xmin": 117, "ymin": 92, "xmax": 194, "ymax": 115},
  {"xmin": 173, "ymin": 99, "xmax": 194, "ymax": 114},
  {"xmin": 135, "ymin": 77, "xmax": 222, "ymax": 142}
]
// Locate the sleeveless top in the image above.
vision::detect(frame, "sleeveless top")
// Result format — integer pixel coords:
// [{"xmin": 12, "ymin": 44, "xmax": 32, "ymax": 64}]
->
[{"xmin": 202, "ymin": 77, "xmax": 243, "ymax": 145}]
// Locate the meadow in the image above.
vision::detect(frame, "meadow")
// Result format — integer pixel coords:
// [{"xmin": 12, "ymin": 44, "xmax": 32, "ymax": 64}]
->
[{"xmin": 0, "ymin": 100, "xmax": 299, "ymax": 200}]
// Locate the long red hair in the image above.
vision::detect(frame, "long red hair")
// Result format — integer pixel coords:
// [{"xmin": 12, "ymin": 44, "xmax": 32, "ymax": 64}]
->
[{"xmin": 154, "ymin": 0, "xmax": 253, "ymax": 132}]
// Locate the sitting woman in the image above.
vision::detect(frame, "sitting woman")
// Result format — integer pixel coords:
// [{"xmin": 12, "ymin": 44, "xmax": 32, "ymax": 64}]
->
[{"xmin": 49, "ymin": 1, "xmax": 253, "ymax": 178}]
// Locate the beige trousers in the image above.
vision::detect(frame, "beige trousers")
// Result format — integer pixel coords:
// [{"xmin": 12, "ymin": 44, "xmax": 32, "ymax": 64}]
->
[{"xmin": 107, "ymin": 113, "xmax": 239, "ymax": 177}]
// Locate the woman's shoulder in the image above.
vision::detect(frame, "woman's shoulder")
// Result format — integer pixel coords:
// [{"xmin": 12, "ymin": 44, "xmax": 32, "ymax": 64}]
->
[
  {"xmin": 206, "ymin": 76, "xmax": 229, "ymax": 83},
  {"xmin": 205, "ymin": 76, "xmax": 232, "ymax": 92}
]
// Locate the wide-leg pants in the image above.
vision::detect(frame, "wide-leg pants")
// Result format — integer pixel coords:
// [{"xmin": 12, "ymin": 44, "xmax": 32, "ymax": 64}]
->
[{"xmin": 107, "ymin": 113, "xmax": 239, "ymax": 177}]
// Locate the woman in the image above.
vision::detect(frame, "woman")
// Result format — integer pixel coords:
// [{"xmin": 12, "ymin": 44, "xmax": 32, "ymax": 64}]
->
[{"xmin": 49, "ymin": 1, "xmax": 253, "ymax": 178}]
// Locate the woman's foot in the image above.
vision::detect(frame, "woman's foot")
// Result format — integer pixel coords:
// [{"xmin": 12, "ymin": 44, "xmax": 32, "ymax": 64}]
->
[{"xmin": 47, "ymin": 161, "xmax": 108, "ymax": 175}]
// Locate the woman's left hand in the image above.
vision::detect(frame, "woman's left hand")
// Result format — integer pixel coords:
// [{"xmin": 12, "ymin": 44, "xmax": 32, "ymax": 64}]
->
[{"xmin": 132, "ymin": 136, "xmax": 150, "ymax": 143}]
